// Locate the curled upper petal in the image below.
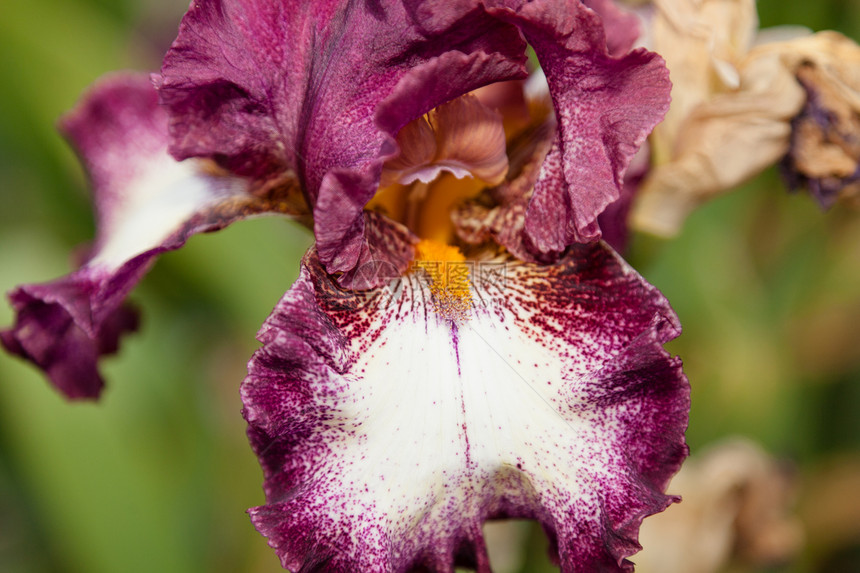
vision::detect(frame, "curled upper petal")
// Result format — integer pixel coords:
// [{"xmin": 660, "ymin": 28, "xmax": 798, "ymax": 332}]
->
[
  {"xmin": 582, "ymin": 0, "xmax": 642, "ymax": 57},
  {"xmin": 2, "ymin": 73, "xmax": 302, "ymax": 399},
  {"xmin": 157, "ymin": 0, "xmax": 528, "ymax": 280},
  {"xmin": 485, "ymin": 0, "xmax": 671, "ymax": 255},
  {"xmin": 381, "ymin": 95, "xmax": 509, "ymax": 187},
  {"xmin": 158, "ymin": 0, "xmax": 670, "ymax": 280},
  {"xmin": 242, "ymin": 238, "xmax": 689, "ymax": 572}
]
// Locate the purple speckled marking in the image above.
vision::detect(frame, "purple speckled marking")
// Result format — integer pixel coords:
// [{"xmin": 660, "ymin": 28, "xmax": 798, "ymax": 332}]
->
[
  {"xmin": 242, "ymin": 241, "xmax": 688, "ymax": 572},
  {"xmin": 449, "ymin": 322, "xmax": 472, "ymax": 470},
  {"xmin": 451, "ymin": 323, "xmax": 462, "ymax": 377}
]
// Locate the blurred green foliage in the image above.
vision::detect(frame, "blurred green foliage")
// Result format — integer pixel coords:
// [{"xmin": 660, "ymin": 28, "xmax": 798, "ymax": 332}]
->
[{"xmin": 0, "ymin": 1, "xmax": 859, "ymax": 572}]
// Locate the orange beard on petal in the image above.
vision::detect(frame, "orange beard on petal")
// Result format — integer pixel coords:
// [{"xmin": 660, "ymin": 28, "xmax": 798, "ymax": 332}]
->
[{"xmin": 412, "ymin": 239, "xmax": 472, "ymax": 322}]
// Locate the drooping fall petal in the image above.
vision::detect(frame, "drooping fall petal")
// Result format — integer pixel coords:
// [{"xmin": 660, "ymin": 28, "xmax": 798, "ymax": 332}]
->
[
  {"xmin": 1, "ymin": 73, "xmax": 302, "ymax": 399},
  {"xmin": 242, "ymin": 239, "xmax": 689, "ymax": 572}
]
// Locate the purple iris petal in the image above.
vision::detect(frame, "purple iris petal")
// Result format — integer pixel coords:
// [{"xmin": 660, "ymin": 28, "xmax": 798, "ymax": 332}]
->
[
  {"xmin": 242, "ymin": 236, "xmax": 688, "ymax": 572},
  {"xmin": 158, "ymin": 0, "xmax": 669, "ymax": 282},
  {"xmin": 2, "ymin": 73, "xmax": 300, "ymax": 399},
  {"xmin": 582, "ymin": 0, "xmax": 642, "ymax": 57},
  {"xmin": 452, "ymin": 113, "xmax": 650, "ymax": 257},
  {"xmin": 1, "ymin": 273, "xmax": 139, "ymax": 399},
  {"xmin": 481, "ymin": 0, "xmax": 669, "ymax": 255},
  {"xmin": 598, "ymin": 144, "xmax": 651, "ymax": 253},
  {"xmin": 157, "ymin": 0, "xmax": 527, "ymax": 281}
]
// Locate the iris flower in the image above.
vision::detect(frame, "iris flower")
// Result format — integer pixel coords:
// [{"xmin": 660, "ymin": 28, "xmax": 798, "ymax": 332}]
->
[{"xmin": 2, "ymin": 1, "xmax": 689, "ymax": 571}]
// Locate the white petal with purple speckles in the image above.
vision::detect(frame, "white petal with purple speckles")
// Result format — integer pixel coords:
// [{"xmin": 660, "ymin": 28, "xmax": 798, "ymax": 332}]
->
[
  {"xmin": 1, "ymin": 73, "xmax": 301, "ymax": 399},
  {"xmin": 243, "ymin": 242, "xmax": 688, "ymax": 573}
]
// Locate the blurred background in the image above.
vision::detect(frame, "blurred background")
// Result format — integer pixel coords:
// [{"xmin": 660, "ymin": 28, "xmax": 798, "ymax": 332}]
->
[{"xmin": 0, "ymin": 1, "xmax": 859, "ymax": 572}]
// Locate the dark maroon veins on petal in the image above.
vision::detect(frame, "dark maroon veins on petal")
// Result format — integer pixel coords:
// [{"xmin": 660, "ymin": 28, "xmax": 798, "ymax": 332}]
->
[{"xmin": 335, "ymin": 211, "xmax": 418, "ymax": 290}]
